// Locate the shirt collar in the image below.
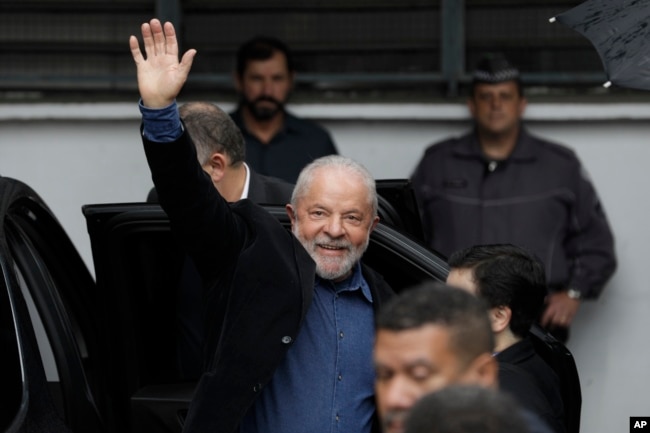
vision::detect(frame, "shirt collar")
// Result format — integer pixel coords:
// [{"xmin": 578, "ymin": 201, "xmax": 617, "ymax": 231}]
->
[
  {"xmin": 240, "ymin": 162, "xmax": 251, "ymax": 200},
  {"xmin": 317, "ymin": 262, "xmax": 373, "ymax": 303},
  {"xmin": 453, "ymin": 127, "xmax": 537, "ymax": 162}
]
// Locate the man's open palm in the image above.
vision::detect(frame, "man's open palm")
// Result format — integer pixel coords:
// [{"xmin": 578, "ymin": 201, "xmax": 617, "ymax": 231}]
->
[{"xmin": 129, "ymin": 18, "xmax": 196, "ymax": 108}]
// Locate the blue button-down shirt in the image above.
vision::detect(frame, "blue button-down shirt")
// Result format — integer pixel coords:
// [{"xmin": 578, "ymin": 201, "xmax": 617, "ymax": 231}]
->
[{"xmin": 240, "ymin": 262, "xmax": 376, "ymax": 433}]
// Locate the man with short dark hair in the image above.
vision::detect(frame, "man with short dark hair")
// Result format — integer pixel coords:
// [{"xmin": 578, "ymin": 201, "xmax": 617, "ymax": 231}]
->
[
  {"xmin": 411, "ymin": 53, "xmax": 617, "ymax": 342},
  {"xmin": 230, "ymin": 36, "xmax": 338, "ymax": 183},
  {"xmin": 447, "ymin": 244, "xmax": 565, "ymax": 433},
  {"xmin": 373, "ymin": 281, "xmax": 552, "ymax": 433}
]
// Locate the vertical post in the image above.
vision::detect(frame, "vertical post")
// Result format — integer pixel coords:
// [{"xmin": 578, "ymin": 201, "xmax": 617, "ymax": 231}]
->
[
  {"xmin": 440, "ymin": 0, "xmax": 465, "ymax": 98},
  {"xmin": 156, "ymin": 0, "xmax": 183, "ymax": 49}
]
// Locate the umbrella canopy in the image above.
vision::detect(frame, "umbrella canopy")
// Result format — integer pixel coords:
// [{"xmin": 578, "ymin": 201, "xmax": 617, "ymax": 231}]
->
[{"xmin": 551, "ymin": 0, "xmax": 650, "ymax": 90}]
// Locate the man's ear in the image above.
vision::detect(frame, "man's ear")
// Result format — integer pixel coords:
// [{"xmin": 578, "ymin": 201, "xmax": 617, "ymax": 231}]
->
[
  {"xmin": 518, "ymin": 96, "xmax": 528, "ymax": 117},
  {"xmin": 467, "ymin": 97, "xmax": 477, "ymax": 117},
  {"xmin": 286, "ymin": 204, "xmax": 296, "ymax": 229},
  {"xmin": 463, "ymin": 352, "xmax": 499, "ymax": 390},
  {"xmin": 204, "ymin": 153, "xmax": 227, "ymax": 183},
  {"xmin": 289, "ymin": 71, "xmax": 296, "ymax": 91},
  {"xmin": 369, "ymin": 215, "xmax": 380, "ymax": 232},
  {"xmin": 233, "ymin": 71, "xmax": 243, "ymax": 93},
  {"xmin": 489, "ymin": 306, "xmax": 512, "ymax": 334}
]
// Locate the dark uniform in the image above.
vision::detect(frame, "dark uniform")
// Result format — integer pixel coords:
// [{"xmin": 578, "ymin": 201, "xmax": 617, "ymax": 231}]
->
[{"xmin": 411, "ymin": 128, "xmax": 616, "ymax": 299}]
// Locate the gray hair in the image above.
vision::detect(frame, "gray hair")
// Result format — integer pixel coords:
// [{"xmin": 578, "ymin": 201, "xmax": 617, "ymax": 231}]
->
[
  {"xmin": 179, "ymin": 101, "xmax": 245, "ymax": 166},
  {"xmin": 291, "ymin": 155, "xmax": 378, "ymax": 216}
]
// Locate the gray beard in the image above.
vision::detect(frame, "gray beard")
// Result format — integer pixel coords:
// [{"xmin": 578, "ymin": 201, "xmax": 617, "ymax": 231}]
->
[{"xmin": 292, "ymin": 223, "xmax": 369, "ymax": 281}]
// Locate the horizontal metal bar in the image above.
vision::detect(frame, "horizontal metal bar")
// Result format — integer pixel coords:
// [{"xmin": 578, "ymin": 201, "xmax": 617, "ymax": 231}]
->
[
  {"xmin": 0, "ymin": 71, "xmax": 609, "ymax": 87},
  {"xmin": 0, "ymin": 1, "xmax": 154, "ymax": 13}
]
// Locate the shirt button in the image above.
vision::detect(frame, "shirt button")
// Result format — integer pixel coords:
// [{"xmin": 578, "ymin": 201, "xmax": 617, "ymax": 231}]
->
[
  {"xmin": 281, "ymin": 336, "xmax": 292, "ymax": 344},
  {"xmin": 339, "ymin": 331, "xmax": 344, "ymax": 339},
  {"xmin": 338, "ymin": 374, "xmax": 342, "ymax": 381}
]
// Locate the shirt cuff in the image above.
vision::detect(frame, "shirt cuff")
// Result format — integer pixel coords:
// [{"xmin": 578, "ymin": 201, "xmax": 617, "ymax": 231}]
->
[{"xmin": 139, "ymin": 99, "xmax": 183, "ymax": 142}]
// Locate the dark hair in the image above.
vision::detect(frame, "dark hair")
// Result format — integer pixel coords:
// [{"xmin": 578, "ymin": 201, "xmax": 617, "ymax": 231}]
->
[
  {"xmin": 179, "ymin": 102, "xmax": 245, "ymax": 166},
  {"xmin": 404, "ymin": 385, "xmax": 529, "ymax": 433},
  {"xmin": 447, "ymin": 244, "xmax": 547, "ymax": 338},
  {"xmin": 470, "ymin": 53, "xmax": 523, "ymax": 97},
  {"xmin": 236, "ymin": 36, "xmax": 294, "ymax": 78},
  {"xmin": 376, "ymin": 281, "xmax": 494, "ymax": 368}
]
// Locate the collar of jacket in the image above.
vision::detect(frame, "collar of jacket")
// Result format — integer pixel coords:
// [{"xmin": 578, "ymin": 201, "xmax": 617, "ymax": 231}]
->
[
  {"xmin": 494, "ymin": 336, "xmax": 536, "ymax": 364},
  {"xmin": 452, "ymin": 126, "xmax": 538, "ymax": 162}
]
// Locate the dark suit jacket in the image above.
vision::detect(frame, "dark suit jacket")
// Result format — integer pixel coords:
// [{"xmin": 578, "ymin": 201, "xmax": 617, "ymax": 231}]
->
[
  {"xmin": 498, "ymin": 337, "xmax": 566, "ymax": 433},
  {"xmin": 248, "ymin": 169, "xmax": 294, "ymax": 205},
  {"xmin": 146, "ymin": 164, "xmax": 294, "ymax": 205},
  {"xmin": 143, "ymin": 130, "xmax": 393, "ymax": 433}
]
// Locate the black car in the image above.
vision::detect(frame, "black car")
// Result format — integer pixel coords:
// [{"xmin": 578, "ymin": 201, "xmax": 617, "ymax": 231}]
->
[{"xmin": 0, "ymin": 176, "xmax": 579, "ymax": 433}]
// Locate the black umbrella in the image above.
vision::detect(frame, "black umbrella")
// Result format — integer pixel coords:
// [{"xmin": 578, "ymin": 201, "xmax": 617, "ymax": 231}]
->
[{"xmin": 550, "ymin": 0, "xmax": 650, "ymax": 90}]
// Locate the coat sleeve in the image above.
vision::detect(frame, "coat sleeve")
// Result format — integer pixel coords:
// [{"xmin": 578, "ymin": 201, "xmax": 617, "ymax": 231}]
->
[
  {"xmin": 564, "ymin": 163, "xmax": 617, "ymax": 298},
  {"xmin": 142, "ymin": 128, "xmax": 246, "ymax": 290}
]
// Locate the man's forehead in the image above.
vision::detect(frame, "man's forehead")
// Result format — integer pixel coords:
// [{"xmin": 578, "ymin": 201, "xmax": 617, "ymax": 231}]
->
[
  {"xmin": 474, "ymin": 81, "xmax": 519, "ymax": 93},
  {"xmin": 375, "ymin": 325, "xmax": 452, "ymax": 354},
  {"xmin": 306, "ymin": 167, "xmax": 369, "ymax": 195},
  {"xmin": 245, "ymin": 51, "xmax": 289, "ymax": 72},
  {"xmin": 446, "ymin": 268, "xmax": 478, "ymax": 294}
]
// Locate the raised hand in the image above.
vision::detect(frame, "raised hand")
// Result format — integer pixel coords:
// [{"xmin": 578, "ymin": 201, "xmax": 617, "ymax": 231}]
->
[{"xmin": 129, "ymin": 18, "xmax": 196, "ymax": 109}]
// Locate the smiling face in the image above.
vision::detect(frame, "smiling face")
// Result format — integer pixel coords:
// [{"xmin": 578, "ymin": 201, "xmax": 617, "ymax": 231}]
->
[
  {"xmin": 287, "ymin": 166, "xmax": 379, "ymax": 282},
  {"xmin": 374, "ymin": 325, "xmax": 490, "ymax": 433}
]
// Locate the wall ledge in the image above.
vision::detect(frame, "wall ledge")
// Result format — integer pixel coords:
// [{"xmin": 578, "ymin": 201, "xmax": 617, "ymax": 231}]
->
[{"xmin": 1, "ymin": 102, "xmax": 650, "ymax": 122}]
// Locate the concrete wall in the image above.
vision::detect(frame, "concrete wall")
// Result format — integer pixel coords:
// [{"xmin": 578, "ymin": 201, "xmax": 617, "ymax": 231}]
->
[{"xmin": 0, "ymin": 101, "xmax": 646, "ymax": 432}]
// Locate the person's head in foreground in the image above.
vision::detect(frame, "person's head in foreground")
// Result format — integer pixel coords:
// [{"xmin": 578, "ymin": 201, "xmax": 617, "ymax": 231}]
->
[
  {"xmin": 373, "ymin": 281, "xmax": 497, "ymax": 433},
  {"xmin": 404, "ymin": 385, "xmax": 530, "ymax": 433},
  {"xmin": 287, "ymin": 155, "xmax": 379, "ymax": 282}
]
